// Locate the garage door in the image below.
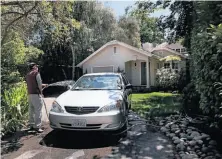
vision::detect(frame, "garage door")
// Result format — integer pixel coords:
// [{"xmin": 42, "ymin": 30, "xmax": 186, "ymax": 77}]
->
[{"xmin": 92, "ymin": 66, "xmax": 114, "ymax": 73}]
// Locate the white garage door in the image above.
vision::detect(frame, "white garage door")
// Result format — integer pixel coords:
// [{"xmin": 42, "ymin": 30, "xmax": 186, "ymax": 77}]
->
[{"xmin": 92, "ymin": 66, "xmax": 114, "ymax": 73}]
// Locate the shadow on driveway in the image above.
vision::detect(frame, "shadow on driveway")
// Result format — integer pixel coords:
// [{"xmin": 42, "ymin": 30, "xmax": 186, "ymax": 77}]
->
[
  {"xmin": 116, "ymin": 129, "xmax": 175, "ymax": 159},
  {"xmin": 39, "ymin": 130, "xmax": 120, "ymax": 149}
]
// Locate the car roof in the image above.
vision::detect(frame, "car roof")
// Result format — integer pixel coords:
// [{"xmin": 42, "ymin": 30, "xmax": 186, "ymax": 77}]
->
[{"xmin": 82, "ymin": 72, "xmax": 122, "ymax": 76}]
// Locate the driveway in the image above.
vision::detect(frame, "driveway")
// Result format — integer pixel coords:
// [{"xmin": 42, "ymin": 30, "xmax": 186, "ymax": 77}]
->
[{"xmin": 1, "ymin": 97, "xmax": 175, "ymax": 159}]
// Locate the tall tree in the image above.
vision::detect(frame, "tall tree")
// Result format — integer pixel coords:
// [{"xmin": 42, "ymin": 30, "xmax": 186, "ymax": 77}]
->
[
  {"xmin": 127, "ymin": 1, "xmax": 165, "ymax": 44},
  {"xmin": 117, "ymin": 16, "xmax": 141, "ymax": 48},
  {"xmin": 157, "ymin": 0, "xmax": 194, "ymax": 49},
  {"xmin": 1, "ymin": 1, "xmax": 40, "ymax": 45},
  {"xmin": 158, "ymin": 0, "xmax": 222, "ymax": 129}
]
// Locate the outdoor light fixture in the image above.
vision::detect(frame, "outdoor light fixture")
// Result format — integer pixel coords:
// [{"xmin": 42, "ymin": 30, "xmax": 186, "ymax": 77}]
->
[{"xmin": 133, "ymin": 55, "xmax": 138, "ymax": 67}]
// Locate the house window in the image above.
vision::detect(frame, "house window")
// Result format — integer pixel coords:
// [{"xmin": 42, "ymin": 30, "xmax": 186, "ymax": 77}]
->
[
  {"xmin": 114, "ymin": 47, "xmax": 116, "ymax": 54},
  {"xmin": 172, "ymin": 62, "xmax": 178, "ymax": 69},
  {"xmin": 157, "ymin": 63, "xmax": 160, "ymax": 69},
  {"xmin": 164, "ymin": 62, "xmax": 170, "ymax": 69},
  {"xmin": 181, "ymin": 48, "xmax": 186, "ymax": 53},
  {"xmin": 176, "ymin": 49, "xmax": 180, "ymax": 52}
]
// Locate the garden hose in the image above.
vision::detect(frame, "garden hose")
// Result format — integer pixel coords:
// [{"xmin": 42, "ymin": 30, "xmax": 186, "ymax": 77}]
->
[
  {"xmin": 42, "ymin": 97, "xmax": 49, "ymax": 120},
  {"xmin": 41, "ymin": 86, "xmax": 50, "ymax": 120}
]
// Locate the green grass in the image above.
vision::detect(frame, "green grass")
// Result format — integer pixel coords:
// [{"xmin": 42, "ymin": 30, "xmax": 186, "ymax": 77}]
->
[{"xmin": 131, "ymin": 92, "xmax": 182, "ymax": 118}]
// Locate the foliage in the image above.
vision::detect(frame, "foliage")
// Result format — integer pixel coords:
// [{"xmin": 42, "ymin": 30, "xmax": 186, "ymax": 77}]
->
[
  {"xmin": 127, "ymin": 1, "xmax": 165, "ymax": 44},
  {"xmin": 37, "ymin": 1, "xmax": 143, "ymax": 83},
  {"xmin": 158, "ymin": 0, "xmax": 222, "ymax": 129},
  {"xmin": 1, "ymin": 31, "xmax": 43, "ymax": 90},
  {"xmin": 160, "ymin": 55, "xmax": 181, "ymax": 62},
  {"xmin": 1, "ymin": 1, "xmax": 81, "ymax": 82},
  {"xmin": 1, "ymin": 82, "xmax": 29, "ymax": 136},
  {"xmin": 156, "ymin": 68, "xmax": 179, "ymax": 91},
  {"xmin": 36, "ymin": 1, "xmax": 114, "ymax": 82},
  {"xmin": 190, "ymin": 24, "xmax": 222, "ymax": 117},
  {"xmin": 117, "ymin": 16, "xmax": 141, "ymax": 48},
  {"xmin": 1, "ymin": 1, "xmax": 39, "ymax": 44},
  {"xmin": 157, "ymin": 0, "xmax": 194, "ymax": 48},
  {"xmin": 131, "ymin": 92, "xmax": 181, "ymax": 117}
]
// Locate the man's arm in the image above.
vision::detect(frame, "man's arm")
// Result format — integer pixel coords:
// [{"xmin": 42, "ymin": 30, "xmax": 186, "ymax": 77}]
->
[
  {"xmin": 36, "ymin": 73, "xmax": 48, "ymax": 95},
  {"xmin": 36, "ymin": 73, "xmax": 43, "ymax": 94}
]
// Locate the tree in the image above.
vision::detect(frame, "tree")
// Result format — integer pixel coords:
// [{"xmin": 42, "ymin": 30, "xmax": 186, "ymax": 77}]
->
[
  {"xmin": 117, "ymin": 16, "xmax": 141, "ymax": 48},
  {"xmin": 33, "ymin": 1, "xmax": 120, "ymax": 82},
  {"xmin": 158, "ymin": 1, "xmax": 194, "ymax": 49},
  {"xmin": 1, "ymin": 1, "xmax": 39, "ymax": 45},
  {"xmin": 158, "ymin": 0, "xmax": 222, "ymax": 129},
  {"xmin": 127, "ymin": 1, "xmax": 165, "ymax": 44}
]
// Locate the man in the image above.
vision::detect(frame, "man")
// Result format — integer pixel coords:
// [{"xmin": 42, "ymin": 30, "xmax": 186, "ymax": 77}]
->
[{"xmin": 26, "ymin": 62, "xmax": 48, "ymax": 133}]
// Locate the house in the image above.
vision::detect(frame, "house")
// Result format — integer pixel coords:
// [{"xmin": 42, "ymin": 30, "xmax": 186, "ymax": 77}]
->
[
  {"xmin": 77, "ymin": 40, "xmax": 187, "ymax": 90},
  {"xmin": 143, "ymin": 42, "xmax": 187, "ymax": 73}
]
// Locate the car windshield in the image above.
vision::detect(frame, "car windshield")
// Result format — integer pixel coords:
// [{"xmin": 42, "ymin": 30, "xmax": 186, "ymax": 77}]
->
[{"xmin": 71, "ymin": 74, "xmax": 122, "ymax": 90}]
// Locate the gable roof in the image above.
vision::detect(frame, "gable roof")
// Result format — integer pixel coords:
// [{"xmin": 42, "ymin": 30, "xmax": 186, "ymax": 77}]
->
[
  {"xmin": 167, "ymin": 43, "xmax": 185, "ymax": 50},
  {"xmin": 151, "ymin": 47, "xmax": 187, "ymax": 58},
  {"xmin": 142, "ymin": 42, "xmax": 188, "ymax": 58},
  {"xmin": 77, "ymin": 40, "xmax": 152, "ymax": 67}
]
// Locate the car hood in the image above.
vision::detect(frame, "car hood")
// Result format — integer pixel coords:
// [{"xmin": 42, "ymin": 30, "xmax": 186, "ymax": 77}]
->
[{"xmin": 56, "ymin": 90, "xmax": 123, "ymax": 107}]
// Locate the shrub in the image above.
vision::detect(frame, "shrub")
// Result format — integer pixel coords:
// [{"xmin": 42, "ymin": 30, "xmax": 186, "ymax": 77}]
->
[
  {"xmin": 156, "ymin": 68, "xmax": 179, "ymax": 91},
  {"xmin": 1, "ymin": 82, "xmax": 29, "ymax": 137},
  {"xmin": 190, "ymin": 24, "xmax": 222, "ymax": 117}
]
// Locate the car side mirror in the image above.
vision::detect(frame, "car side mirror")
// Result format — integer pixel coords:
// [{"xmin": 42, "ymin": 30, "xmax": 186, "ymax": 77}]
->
[{"xmin": 125, "ymin": 84, "xmax": 132, "ymax": 89}]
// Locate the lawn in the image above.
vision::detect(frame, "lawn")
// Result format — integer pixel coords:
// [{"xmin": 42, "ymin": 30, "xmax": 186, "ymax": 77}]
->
[{"xmin": 131, "ymin": 92, "xmax": 182, "ymax": 118}]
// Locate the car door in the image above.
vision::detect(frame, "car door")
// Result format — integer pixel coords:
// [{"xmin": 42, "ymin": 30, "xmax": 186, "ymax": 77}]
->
[{"xmin": 122, "ymin": 74, "xmax": 132, "ymax": 110}]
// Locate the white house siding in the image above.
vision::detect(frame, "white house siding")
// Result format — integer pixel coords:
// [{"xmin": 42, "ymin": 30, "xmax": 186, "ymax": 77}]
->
[
  {"xmin": 131, "ymin": 60, "xmax": 143, "ymax": 86},
  {"xmin": 82, "ymin": 44, "xmax": 149, "ymax": 86},
  {"xmin": 149, "ymin": 57, "xmax": 159, "ymax": 86},
  {"xmin": 125, "ymin": 61, "xmax": 132, "ymax": 83},
  {"xmin": 153, "ymin": 50, "xmax": 176, "ymax": 57}
]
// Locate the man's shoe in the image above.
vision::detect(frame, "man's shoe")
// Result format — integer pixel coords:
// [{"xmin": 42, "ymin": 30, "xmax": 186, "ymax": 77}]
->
[
  {"xmin": 35, "ymin": 128, "xmax": 44, "ymax": 133},
  {"xmin": 27, "ymin": 126, "xmax": 35, "ymax": 132}
]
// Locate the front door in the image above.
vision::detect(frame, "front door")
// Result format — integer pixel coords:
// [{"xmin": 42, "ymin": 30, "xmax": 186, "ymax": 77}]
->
[{"xmin": 141, "ymin": 62, "xmax": 147, "ymax": 85}]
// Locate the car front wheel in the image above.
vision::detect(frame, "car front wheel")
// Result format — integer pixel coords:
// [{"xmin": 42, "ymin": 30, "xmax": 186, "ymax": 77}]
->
[{"xmin": 120, "ymin": 121, "xmax": 128, "ymax": 138}]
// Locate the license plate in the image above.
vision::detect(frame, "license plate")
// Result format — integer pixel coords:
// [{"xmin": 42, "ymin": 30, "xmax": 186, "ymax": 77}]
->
[{"xmin": 72, "ymin": 119, "xmax": 87, "ymax": 127}]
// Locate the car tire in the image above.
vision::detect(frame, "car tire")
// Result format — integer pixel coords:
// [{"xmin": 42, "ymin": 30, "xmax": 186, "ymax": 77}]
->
[
  {"xmin": 120, "ymin": 121, "xmax": 128, "ymax": 138},
  {"xmin": 112, "ymin": 122, "xmax": 128, "ymax": 143},
  {"xmin": 53, "ymin": 129, "xmax": 63, "ymax": 134},
  {"xmin": 124, "ymin": 101, "xmax": 129, "ymax": 116},
  {"xmin": 129, "ymin": 101, "xmax": 131, "ymax": 110},
  {"xmin": 117, "ymin": 119, "xmax": 128, "ymax": 137}
]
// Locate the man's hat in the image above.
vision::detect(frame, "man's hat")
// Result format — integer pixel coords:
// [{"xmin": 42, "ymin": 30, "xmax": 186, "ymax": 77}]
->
[{"xmin": 28, "ymin": 62, "xmax": 38, "ymax": 70}]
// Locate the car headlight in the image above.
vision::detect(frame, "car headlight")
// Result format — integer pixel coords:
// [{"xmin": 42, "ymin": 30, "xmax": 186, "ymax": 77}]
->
[
  {"xmin": 50, "ymin": 101, "xmax": 64, "ymax": 113},
  {"xmin": 98, "ymin": 100, "xmax": 122, "ymax": 113}
]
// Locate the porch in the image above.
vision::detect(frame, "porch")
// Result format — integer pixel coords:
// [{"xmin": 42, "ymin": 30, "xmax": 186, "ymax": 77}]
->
[{"xmin": 124, "ymin": 59, "xmax": 150, "ymax": 88}]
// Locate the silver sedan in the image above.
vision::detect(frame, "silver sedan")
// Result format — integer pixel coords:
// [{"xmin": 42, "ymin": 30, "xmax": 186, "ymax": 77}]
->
[{"xmin": 49, "ymin": 73, "xmax": 132, "ymax": 137}]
